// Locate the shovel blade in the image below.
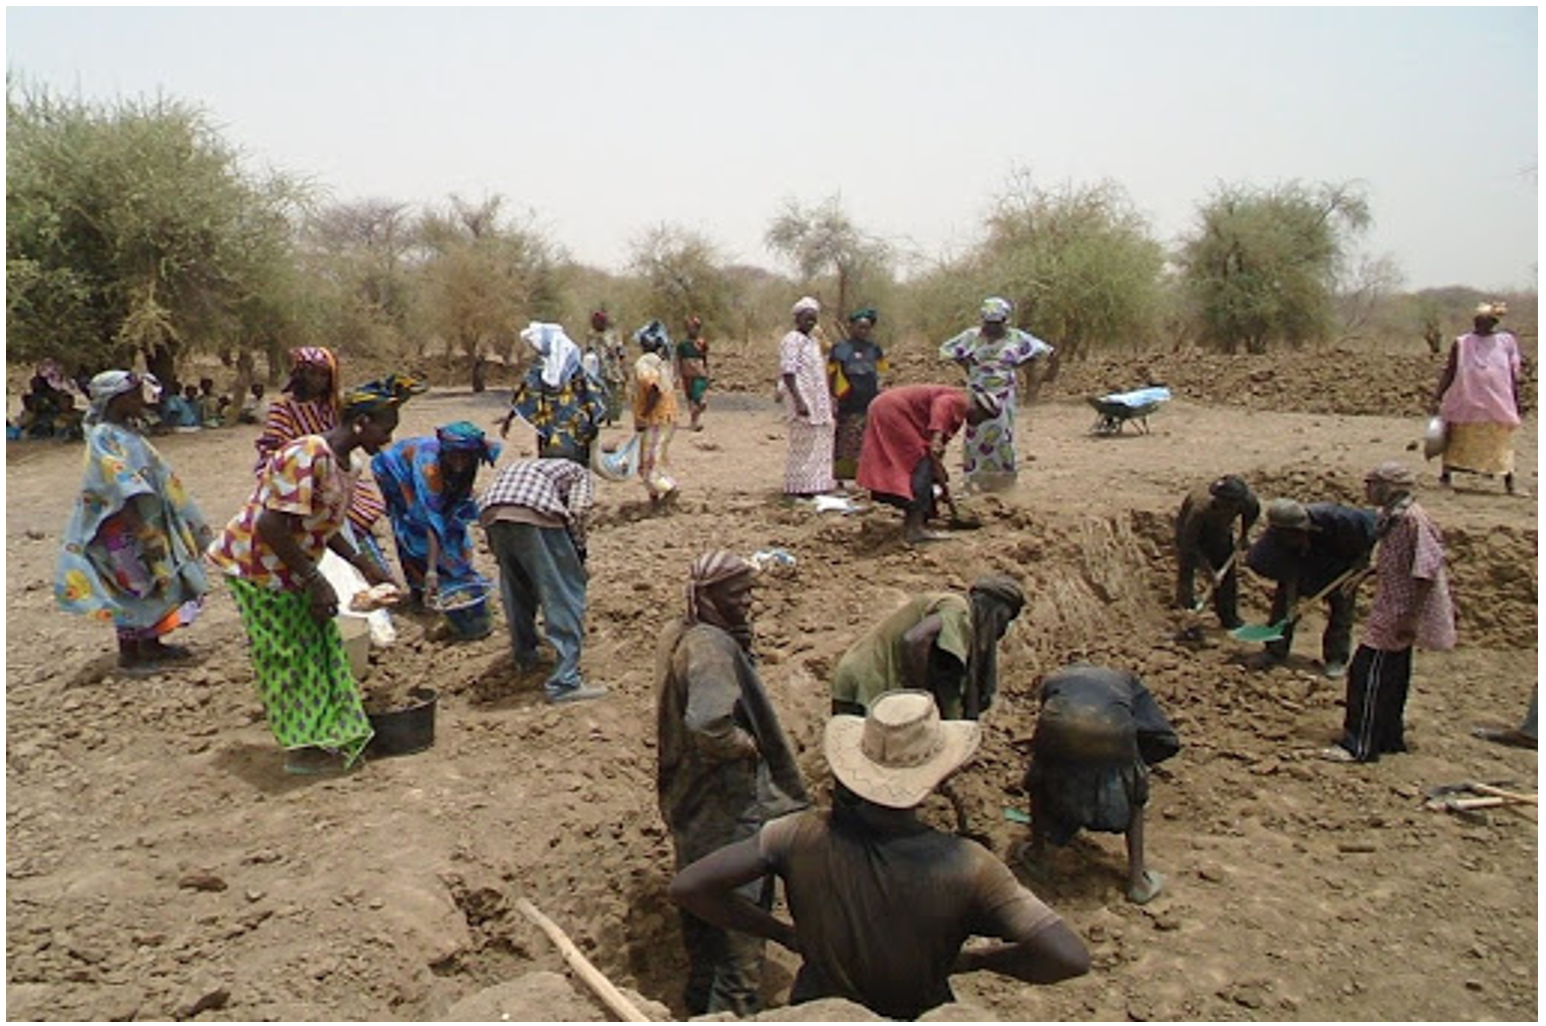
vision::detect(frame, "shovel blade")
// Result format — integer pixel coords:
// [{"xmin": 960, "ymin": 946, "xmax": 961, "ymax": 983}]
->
[{"xmin": 1231, "ymin": 621, "xmax": 1288, "ymax": 643}]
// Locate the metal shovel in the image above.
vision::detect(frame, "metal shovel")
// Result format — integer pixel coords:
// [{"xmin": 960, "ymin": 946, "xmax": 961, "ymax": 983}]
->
[
  {"xmin": 1190, "ymin": 551, "xmax": 1239, "ymax": 612},
  {"xmin": 1230, "ymin": 563, "xmax": 1368, "ymax": 644}
]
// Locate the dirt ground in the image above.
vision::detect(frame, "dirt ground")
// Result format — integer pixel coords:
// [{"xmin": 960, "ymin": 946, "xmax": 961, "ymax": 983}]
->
[{"xmin": 6, "ymin": 347, "xmax": 1538, "ymax": 1021}]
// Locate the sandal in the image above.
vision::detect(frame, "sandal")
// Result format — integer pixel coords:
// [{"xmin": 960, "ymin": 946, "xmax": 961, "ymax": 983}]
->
[
  {"xmin": 1127, "ymin": 869, "xmax": 1165, "ymax": 905},
  {"xmin": 1318, "ymin": 745, "xmax": 1357, "ymax": 763}
]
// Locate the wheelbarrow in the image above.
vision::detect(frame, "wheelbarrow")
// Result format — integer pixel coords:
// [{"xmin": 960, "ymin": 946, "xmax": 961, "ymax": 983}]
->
[
  {"xmin": 1230, "ymin": 563, "xmax": 1369, "ymax": 644},
  {"xmin": 1088, "ymin": 385, "xmax": 1172, "ymax": 436}
]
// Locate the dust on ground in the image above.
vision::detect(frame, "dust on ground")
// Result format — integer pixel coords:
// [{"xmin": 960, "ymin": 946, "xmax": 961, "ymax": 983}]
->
[{"xmin": 6, "ymin": 348, "xmax": 1537, "ymax": 1021}]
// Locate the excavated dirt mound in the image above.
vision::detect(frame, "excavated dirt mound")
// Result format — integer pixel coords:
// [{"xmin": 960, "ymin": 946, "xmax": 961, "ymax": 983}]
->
[
  {"xmin": 6, "ymin": 368, "xmax": 1537, "ymax": 1021},
  {"xmin": 699, "ymin": 336, "xmax": 1537, "ymax": 423}
]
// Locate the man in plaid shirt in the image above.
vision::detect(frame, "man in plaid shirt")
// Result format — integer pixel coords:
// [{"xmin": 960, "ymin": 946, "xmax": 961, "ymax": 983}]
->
[
  {"xmin": 1322, "ymin": 462, "xmax": 1455, "ymax": 763},
  {"xmin": 477, "ymin": 456, "xmax": 605, "ymax": 704}
]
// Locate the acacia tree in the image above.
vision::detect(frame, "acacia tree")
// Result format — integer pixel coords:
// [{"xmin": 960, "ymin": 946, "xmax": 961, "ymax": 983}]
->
[
  {"xmin": 411, "ymin": 195, "xmax": 562, "ymax": 389},
  {"xmin": 1179, "ymin": 180, "xmax": 1371, "ymax": 353},
  {"xmin": 6, "ymin": 84, "xmax": 308, "ymax": 381},
  {"xmin": 764, "ymin": 195, "xmax": 892, "ymax": 330},
  {"xmin": 973, "ymin": 172, "xmax": 1166, "ymax": 359},
  {"xmin": 627, "ymin": 224, "xmax": 733, "ymax": 337}
]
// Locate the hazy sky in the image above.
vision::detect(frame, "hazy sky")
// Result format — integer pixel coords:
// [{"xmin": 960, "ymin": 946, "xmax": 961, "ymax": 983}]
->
[{"xmin": 6, "ymin": 6, "xmax": 1539, "ymax": 290}]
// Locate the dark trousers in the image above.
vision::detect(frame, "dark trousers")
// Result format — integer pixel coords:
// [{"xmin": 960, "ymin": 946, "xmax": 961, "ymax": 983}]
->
[
  {"xmin": 1265, "ymin": 581, "xmax": 1355, "ymax": 666},
  {"xmin": 1176, "ymin": 526, "xmax": 1241, "ymax": 627},
  {"xmin": 680, "ymin": 876, "xmax": 770, "ymax": 1016},
  {"xmin": 1338, "ymin": 644, "xmax": 1413, "ymax": 761}
]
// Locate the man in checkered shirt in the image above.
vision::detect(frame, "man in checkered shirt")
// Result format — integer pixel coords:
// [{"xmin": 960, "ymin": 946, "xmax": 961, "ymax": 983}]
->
[
  {"xmin": 477, "ymin": 456, "xmax": 606, "ymax": 704},
  {"xmin": 1321, "ymin": 462, "xmax": 1456, "ymax": 763}
]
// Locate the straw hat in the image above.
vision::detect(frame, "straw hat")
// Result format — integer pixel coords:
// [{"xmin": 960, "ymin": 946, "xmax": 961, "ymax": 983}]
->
[{"xmin": 824, "ymin": 691, "xmax": 981, "ymax": 809}]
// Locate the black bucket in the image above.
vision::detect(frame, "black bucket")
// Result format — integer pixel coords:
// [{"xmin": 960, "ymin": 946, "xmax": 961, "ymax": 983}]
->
[{"xmin": 366, "ymin": 687, "xmax": 437, "ymax": 758}]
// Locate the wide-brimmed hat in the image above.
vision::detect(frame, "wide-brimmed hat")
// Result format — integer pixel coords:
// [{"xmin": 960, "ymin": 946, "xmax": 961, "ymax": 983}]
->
[
  {"xmin": 1266, "ymin": 498, "xmax": 1316, "ymax": 531},
  {"xmin": 824, "ymin": 691, "xmax": 980, "ymax": 809}
]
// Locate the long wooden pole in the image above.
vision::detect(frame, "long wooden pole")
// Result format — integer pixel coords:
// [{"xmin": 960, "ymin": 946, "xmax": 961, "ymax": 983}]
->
[{"xmin": 514, "ymin": 897, "xmax": 652, "ymax": 1023}]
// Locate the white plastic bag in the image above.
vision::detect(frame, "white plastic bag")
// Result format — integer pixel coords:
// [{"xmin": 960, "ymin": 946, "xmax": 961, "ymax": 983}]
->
[
  {"xmin": 319, "ymin": 549, "xmax": 397, "ymax": 646},
  {"xmin": 592, "ymin": 433, "xmax": 642, "ymax": 482}
]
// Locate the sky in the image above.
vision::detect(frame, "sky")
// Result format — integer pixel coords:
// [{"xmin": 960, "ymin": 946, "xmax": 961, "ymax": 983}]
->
[{"xmin": 5, "ymin": 6, "xmax": 1539, "ymax": 291}]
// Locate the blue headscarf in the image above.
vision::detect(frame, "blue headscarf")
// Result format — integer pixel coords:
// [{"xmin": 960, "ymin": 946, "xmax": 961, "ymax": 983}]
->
[
  {"xmin": 435, "ymin": 420, "xmax": 501, "ymax": 466},
  {"xmin": 634, "ymin": 320, "xmax": 672, "ymax": 354}
]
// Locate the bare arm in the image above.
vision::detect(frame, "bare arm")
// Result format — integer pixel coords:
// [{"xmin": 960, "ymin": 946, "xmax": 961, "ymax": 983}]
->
[
  {"xmin": 326, "ymin": 533, "xmax": 393, "ymax": 588},
  {"xmin": 256, "ymin": 508, "xmax": 337, "ymax": 622},
  {"xmin": 1432, "ymin": 343, "xmax": 1458, "ymax": 412},
  {"xmin": 952, "ymin": 920, "xmax": 1090, "ymax": 985},
  {"xmin": 670, "ymin": 836, "xmax": 800, "ymax": 954}
]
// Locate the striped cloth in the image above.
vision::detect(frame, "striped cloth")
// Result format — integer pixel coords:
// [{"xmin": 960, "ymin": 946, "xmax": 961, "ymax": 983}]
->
[{"xmin": 253, "ymin": 395, "xmax": 386, "ymax": 532}]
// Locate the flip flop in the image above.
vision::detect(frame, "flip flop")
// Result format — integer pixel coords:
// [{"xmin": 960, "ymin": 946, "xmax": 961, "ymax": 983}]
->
[
  {"xmin": 115, "ymin": 661, "xmax": 163, "ymax": 679},
  {"xmin": 1127, "ymin": 869, "xmax": 1165, "ymax": 905},
  {"xmin": 145, "ymin": 643, "xmax": 194, "ymax": 663}
]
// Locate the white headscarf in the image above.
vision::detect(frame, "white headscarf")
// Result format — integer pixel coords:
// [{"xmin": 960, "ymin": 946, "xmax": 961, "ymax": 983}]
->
[
  {"xmin": 520, "ymin": 322, "xmax": 582, "ymax": 388},
  {"xmin": 792, "ymin": 296, "xmax": 820, "ymax": 317}
]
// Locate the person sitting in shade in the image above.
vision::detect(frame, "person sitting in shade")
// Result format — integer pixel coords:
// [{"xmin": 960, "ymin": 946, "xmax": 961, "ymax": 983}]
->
[
  {"xmin": 1244, "ymin": 497, "xmax": 1376, "ymax": 678},
  {"xmin": 670, "ymin": 690, "xmax": 1089, "ymax": 1021},
  {"xmin": 1174, "ymin": 474, "xmax": 1259, "ymax": 629},
  {"xmin": 855, "ymin": 383, "xmax": 1000, "ymax": 545},
  {"xmin": 1021, "ymin": 664, "xmax": 1180, "ymax": 905}
]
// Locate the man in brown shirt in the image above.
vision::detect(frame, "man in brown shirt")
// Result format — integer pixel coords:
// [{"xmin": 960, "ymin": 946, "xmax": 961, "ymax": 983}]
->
[{"xmin": 671, "ymin": 690, "xmax": 1088, "ymax": 1020}]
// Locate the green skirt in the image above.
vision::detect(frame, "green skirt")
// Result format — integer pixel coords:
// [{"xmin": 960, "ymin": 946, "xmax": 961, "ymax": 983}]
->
[{"xmin": 228, "ymin": 577, "xmax": 374, "ymax": 766}]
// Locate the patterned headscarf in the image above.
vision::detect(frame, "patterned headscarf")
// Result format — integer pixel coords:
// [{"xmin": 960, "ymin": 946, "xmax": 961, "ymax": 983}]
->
[
  {"xmin": 591, "ymin": 310, "xmax": 611, "ymax": 332},
  {"xmin": 341, "ymin": 373, "xmax": 424, "ymax": 420},
  {"xmin": 685, "ymin": 550, "xmax": 757, "ymax": 652},
  {"xmin": 792, "ymin": 296, "xmax": 821, "ymax": 317},
  {"xmin": 980, "ymin": 297, "xmax": 1013, "ymax": 323},
  {"xmin": 436, "ymin": 420, "xmax": 502, "ymax": 466},
  {"xmin": 85, "ymin": 370, "xmax": 141, "ymax": 425},
  {"xmin": 849, "ymin": 307, "xmax": 878, "ymax": 325},
  {"xmin": 521, "ymin": 322, "xmax": 583, "ymax": 388},
  {"xmin": 634, "ymin": 320, "xmax": 672, "ymax": 354},
  {"xmin": 964, "ymin": 574, "xmax": 1026, "ymax": 719},
  {"xmin": 287, "ymin": 346, "xmax": 341, "ymax": 411}
]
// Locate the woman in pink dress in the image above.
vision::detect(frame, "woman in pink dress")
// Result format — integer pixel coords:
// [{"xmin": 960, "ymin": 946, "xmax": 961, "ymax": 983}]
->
[{"xmin": 1433, "ymin": 301, "xmax": 1525, "ymax": 494}]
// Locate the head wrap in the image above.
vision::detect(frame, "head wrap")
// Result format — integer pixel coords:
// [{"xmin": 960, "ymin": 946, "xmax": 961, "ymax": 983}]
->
[
  {"xmin": 520, "ymin": 322, "xmax": 582, "ymax": 388},
  {"xmin": 85, "ymin": 370, "xmax": 141, "ymax": 425},
  {"xmin": 968, "ymin": 384, "xmax": 1004, "ymax": 419},
  {"xmin": 1209, "ymin": 475, "xmax": 1252, "ymax": 505},
  {"xmin": 792, "ymin": 296, "xmax": 821, "ymax": 317},
  {"xmin": 1475, "ymin": 301, "xmax": 1507, "ymax": 320},
  {"xmin": 286, "ymin": 346, "xmax": 341, "ymax": 410},
  {"xmin": 848, "ymin": 307, "xmax": 878, "ymax": 325},
  {"xmin": 341, "ymin": 373, "xmax": 424, "ymax": 420},
  {"xmin": 634, "ymin": 320, "xmax": 672, "ymax": 354},
  {"xmin": 980, "ymin": 297, "xmax": 1013, "ymax": 323},
  {"xmin": 685, "ymin": 315, "xmax": 703, "ymax": 333},
  {"xmin": 1266, "ymin": 498, "xmax": 1314, "ymax": 531},
  {"xmin": 436, "ymin": 420, "xmax": 502, "ymax": 465},
  {"xmin": 685, "ymin": 550, "xmax": 757, "ymax": 651},
  {"xmin": 590, "ymin": 309, "xmax": 611, "ymax": 332},
  {"xmin": 964, "ymin": 575, "xmax": 1025, "ymax": 719}
]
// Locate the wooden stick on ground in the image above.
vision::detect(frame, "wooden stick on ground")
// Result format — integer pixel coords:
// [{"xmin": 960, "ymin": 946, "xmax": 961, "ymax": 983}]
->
[
  {"xmin": 514, "ymin": 897, "xmax": 652, "ymax": 1023},
  {"xmin": 1468, "ymin": 783, "xmax": 1538, "ymax": 805}
]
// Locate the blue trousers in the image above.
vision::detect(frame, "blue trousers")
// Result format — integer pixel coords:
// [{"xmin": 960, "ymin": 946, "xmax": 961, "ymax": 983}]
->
[{"xmin": 484, "ymin": 521, "xmax": 587, "ymax": 696}]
